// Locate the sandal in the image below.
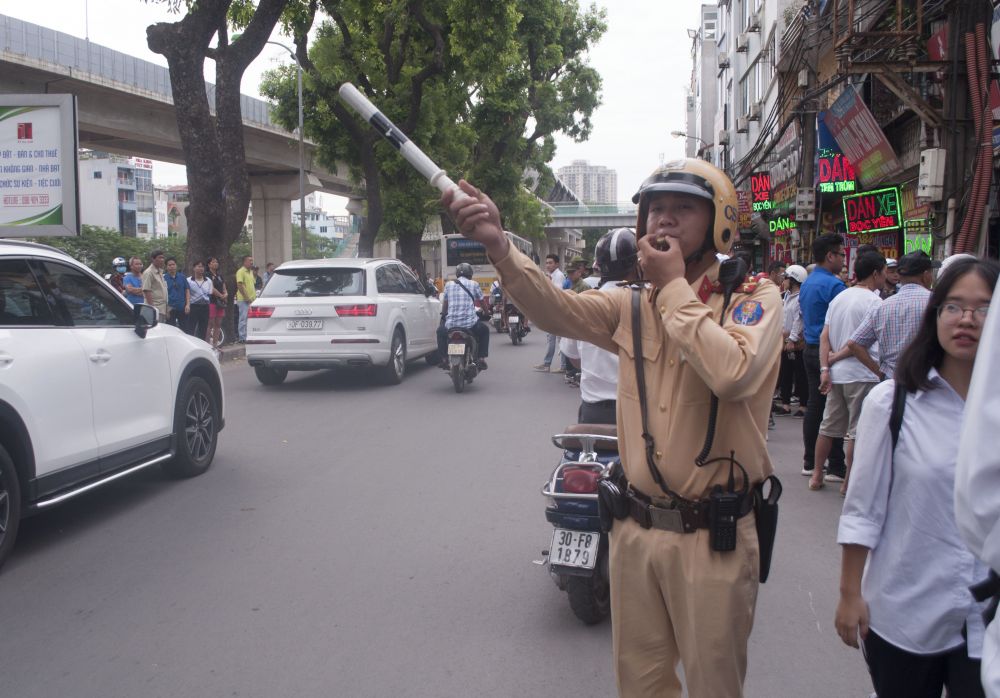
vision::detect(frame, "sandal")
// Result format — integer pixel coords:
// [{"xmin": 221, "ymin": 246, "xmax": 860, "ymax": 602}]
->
[
  {"xmin": 808, "ymin": 479, "xmax": 825, "ymax": 491},
  {"xmin": 774, "ymin": 405, "xmax": 792, "ymax": 416}
]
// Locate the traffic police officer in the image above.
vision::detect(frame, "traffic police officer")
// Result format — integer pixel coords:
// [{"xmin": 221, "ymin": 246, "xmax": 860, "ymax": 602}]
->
[{"xmin": 444, "ymin": 158, "xmax": 782, "ymax": 698}]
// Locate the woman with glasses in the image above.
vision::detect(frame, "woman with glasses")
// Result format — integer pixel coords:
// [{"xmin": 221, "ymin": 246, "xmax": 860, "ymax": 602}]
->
[{"xmin": 834, "ymin": 256, "xmax": 999, "ymax": 698}]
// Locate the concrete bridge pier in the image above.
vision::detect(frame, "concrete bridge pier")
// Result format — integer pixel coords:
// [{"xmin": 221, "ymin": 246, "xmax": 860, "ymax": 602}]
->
[{"xmin": 249, "ymin": 173, "xmax": 321, "ymax": 267}]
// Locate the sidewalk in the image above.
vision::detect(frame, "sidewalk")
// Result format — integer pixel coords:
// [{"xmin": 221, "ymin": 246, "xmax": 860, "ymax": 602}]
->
[{"xmin": 217, "ymin": 342, "xmax": 246, "ymax": 364}]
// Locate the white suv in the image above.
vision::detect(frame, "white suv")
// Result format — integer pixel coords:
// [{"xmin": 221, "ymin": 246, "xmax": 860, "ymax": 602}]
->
[
  {"xmin": 0, "ymin": 240, "xmax": 225, "ymax": 570},
  {"xmin": 246, "ymin": 258, "xmax": 441, "ymax": 385}
]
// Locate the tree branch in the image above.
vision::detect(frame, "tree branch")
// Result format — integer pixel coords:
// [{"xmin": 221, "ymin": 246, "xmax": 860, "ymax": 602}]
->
[{"xmin": 402, "ymin": 2, "xmax": 444, "ymax": 134}]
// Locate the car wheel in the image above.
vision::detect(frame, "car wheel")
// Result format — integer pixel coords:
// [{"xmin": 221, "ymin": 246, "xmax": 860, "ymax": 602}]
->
[
  {"xmin": 0, "ymin": 443, "xmax": 21, "ymax": 571},
  {"xmin": 163, "ymin": 377, "xmax": 219, "ymax": 478},
  {"xmin": 254, "ymin": 366, "xmax": 288, "ymax": 386},
  {"xmin": 381, "ymin": 328, "xmax": 405, "ymax": 385}
]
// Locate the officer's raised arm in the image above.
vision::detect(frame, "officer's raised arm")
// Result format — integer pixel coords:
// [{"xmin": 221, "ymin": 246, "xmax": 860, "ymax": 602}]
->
[{"xmin": 441, "ymin": 180, "xmax": 619, "ymax": 351}]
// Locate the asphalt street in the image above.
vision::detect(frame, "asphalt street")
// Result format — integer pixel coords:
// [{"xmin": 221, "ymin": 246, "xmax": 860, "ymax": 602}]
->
[{"xmin": 1, "ymin": 331, "xmax": 874, "ymax": 697}]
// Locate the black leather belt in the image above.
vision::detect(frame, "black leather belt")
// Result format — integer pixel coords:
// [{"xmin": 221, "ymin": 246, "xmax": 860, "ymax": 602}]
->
[
  {"xmin": 589, "ymin": 399, "xmax": 616, "ymax": 408},
  {"xmin": 627, "ymin": 489, "xmax": 753, "ymax": 534}
]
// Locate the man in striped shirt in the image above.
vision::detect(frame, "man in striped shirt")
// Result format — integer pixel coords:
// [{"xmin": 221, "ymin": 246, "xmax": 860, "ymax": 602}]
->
[{"xmin": 847, "ymin": 250, "xmax": 935, "ymax": 379}]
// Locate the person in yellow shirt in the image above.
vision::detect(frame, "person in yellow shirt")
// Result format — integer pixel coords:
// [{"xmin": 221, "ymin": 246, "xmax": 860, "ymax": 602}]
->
[
  {"xmin": 444, "ymin": 159, "xmax": 782, "ymax": 698},
  {"xmin": 235, "ymin": 255, "xmax": 256, "ymax": 343}
]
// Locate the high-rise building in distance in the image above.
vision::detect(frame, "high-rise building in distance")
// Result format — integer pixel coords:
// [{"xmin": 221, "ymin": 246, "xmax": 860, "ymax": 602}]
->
[{"xmin": 556, "ymin": 160, "xmax": 618, "ymax": 204}]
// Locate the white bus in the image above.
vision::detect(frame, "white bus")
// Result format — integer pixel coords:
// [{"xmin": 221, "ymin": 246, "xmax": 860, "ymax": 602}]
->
[{"xmin": 436, "ymin": 231, "xmax": 534, "ymax": 294}]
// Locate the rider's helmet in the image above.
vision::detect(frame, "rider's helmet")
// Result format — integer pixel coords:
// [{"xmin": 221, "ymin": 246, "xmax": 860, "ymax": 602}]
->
[
  {"xmin": 594, "ymin": 228, "xmax": 638, "ymax": 282},
  {"xmin": 631, "ymin": 158, "xmax": 739, "ymax": 256},
  {"xmin": 784, "ymin": 264, "xmax": 807, "ymax": 285},
  {"xmin": 456, "ymin": 262, "xmax": 474, "ymax": 279},
  {"xmin": 113, "ymin": 256, "xmax": 127, "ymax": 267}
]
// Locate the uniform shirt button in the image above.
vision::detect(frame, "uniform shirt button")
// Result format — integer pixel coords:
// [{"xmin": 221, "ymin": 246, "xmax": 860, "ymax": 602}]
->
[
  {"xmin": 656, "ymin": 451, "xmax": 662, "ymax": 457},
  {"xmin": 659, "ymin": 306, "xmax": 666, "ymax": 313},
  {"xmin": 658, "ymin": 403, "xmax": 666, "ymax": 411},
  {"xmin": 669, "ymin": 359, "xmax": 675, "ymax": 366}
]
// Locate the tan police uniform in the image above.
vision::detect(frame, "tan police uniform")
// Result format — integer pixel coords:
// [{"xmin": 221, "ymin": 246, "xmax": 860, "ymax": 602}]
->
[{"xmin": 493, "ymin": 245, "xmax": 782, "ymax": 697}]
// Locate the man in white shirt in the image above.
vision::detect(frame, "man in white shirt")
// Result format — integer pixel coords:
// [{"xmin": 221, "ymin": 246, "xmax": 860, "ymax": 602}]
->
[
  {"xmin": 534, "ymin": 254, "xmax": 565, "ymax": 372},
  {"xmin": 811, "ymin": 252, "xmax": 886, "ymax": 492},
  {"xmin": 956, "ymin": 276, "xmax": 1000, "ymax": 698},
  {"xmin": 560, "ymin": 229, "xmax": 639, "ymax": 424}
]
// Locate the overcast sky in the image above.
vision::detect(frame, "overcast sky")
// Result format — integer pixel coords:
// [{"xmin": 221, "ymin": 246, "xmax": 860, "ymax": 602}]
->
[{"xmin": 5, "ymin": 0, "xmax": 702, "ymax": 211}]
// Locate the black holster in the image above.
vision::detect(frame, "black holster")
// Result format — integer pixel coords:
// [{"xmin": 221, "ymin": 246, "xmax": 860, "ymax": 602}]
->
[
  {"xmin": 597, "ymin": 461, "xmax": 629, "ymax": 533},
  {"xmin": 753, "ymin": 475, "xmax": 782, "ymax": 583}
]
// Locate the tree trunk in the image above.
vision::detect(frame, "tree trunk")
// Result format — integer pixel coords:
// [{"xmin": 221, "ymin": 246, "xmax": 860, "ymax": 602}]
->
[
  {"xmin": 396, "ymin": 229, "xmax": 424, "ymax": 275},
  {"xmin": 358, "ymin": 140, "xmax": 382, "ymax": 257},
  {"xmin": 146, "ymin": 0, "xmax": 291, "ymax": 286}
]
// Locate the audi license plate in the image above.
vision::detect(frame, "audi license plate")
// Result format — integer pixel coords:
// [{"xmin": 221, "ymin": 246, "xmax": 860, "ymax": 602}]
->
[
  {"xmin": 550, "ymin": 528, "xmax": 599, "ymax": 569},
  {"xmin": 508, "ymin": 315, "xmax": 519, "ymax": 324},
  {"xmin": 447, "ymin": 343, "xmax": 465, "ymax": 356},
  {"xmin": 286, "ymin": 319, "xmax": 324, "ymax": 330}
]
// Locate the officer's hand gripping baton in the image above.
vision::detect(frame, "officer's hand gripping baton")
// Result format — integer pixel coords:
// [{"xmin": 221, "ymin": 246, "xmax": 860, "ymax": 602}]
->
[{"xmin": 338, "ymin": 83, "xmax": 468, "ymax": 200}]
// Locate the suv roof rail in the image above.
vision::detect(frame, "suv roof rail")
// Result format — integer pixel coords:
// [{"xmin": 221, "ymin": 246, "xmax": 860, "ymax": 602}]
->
[{"xmin": 0, "ymin": 238, "xmax": 64, "ymax": 255}]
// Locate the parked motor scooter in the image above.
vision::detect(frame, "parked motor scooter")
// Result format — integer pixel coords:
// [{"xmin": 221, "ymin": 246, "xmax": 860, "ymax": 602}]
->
[
  {"xmin": 539, "ymin": 424, "xmax": 617, "ymax": 624},
  {"xmin": 445, "ymin": 328, "xmax": 480, "ymax": 393}
]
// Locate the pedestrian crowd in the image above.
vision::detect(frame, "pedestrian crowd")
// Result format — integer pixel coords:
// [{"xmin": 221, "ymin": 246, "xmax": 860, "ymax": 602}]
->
[
  {"xmin": 765, "ymin": 232, "xmax": 999, "ymax": 698},
  {"xmin": 106, "ymin": 250, "xmax": 273, "ymax": 350}
]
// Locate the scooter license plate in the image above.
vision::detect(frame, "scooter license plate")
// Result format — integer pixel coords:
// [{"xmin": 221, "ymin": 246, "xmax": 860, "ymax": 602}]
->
[
  {"xmin": 508, "ymin": 315, "xmax": 519, "ymax": 324},
  {"xmin": 492, "ymin": 313, "xmax": 501, "ymax": 320},
  {"xmin": 550, "ymin": 528, "xmax": 599, "ymax": 569},
  {"xmin": 447, "ymin": 343, "xmax": 466, "ymax": 356}
]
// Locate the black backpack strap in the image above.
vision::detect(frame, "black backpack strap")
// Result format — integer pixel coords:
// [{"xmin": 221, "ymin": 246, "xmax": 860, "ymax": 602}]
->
[
  {"xmin": 889, "ymin": 381, "xmax": 907, "ymax": 453},
  {"xmin": 455, "ymin": 278, "xmax": 479, "ymax": 304}
]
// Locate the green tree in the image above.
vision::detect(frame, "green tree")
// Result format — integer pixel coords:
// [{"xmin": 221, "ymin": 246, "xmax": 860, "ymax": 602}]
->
[
  {"xmin": 143, "ymin": 0, "xmax": 311, "ymax": 279},
  {"xmin": 261, "ymin": 0, "xmax": 603, "ymax": 271},
  {"xmin": 466, "ymin": 0, "xmax": 606, "ymax": 237}
]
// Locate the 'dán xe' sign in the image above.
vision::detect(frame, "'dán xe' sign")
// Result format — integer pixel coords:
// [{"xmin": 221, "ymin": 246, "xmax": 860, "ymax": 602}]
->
[
  {"xmin": 750, "ymin": 172, "xmax": 773, "ymax": 211},
  {"xmin": 842, "ymin": 187, "xmax": 901, "ymax": 234}
]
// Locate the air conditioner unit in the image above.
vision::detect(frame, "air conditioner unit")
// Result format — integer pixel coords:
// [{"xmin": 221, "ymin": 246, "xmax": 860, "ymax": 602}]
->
[
  {"xmin": 718, "ymin": 130, "xmax": 730, "ymax": 146},
  {"xmin": 748, "ymin": 103, "xmax": 762, "ymax": 121},
  {"xmin": 718, "ymin": 51, "xmax": 730, "ymax": 69},
  {"xmin": 797, "ymin": 68, "xmax": 809, "ymax": 88},
  {"xmin": 736, "ymin": 32, "xmax": 749, "ymax": 52},
  {"xmin": 736, "ymin": 116, "xmax": 749, "ymax": 133},
  {"xmin": 748, "ymin": 7, "xmax": 762, "ymax": 32}
]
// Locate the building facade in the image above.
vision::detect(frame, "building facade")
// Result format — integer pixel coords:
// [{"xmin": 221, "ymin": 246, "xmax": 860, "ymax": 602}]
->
[
  {"xmin": 555, "ymin": 160, "xmax": 618, "ymax": 204},
  {"xmin": 78, "ymin": 151, "xmax": 157, "ymax": 238},
  {"xmin": 690, "ymin": 0, "xmax": 996, "ymax": 270}
]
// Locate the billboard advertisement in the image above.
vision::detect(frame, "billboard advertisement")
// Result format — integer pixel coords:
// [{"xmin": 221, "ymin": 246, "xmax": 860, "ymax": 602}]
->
[
  {"xmin": 0, "ymin": 94, "xmax": 80, "ymax": 237},
  {"xmin": 822, "ymin": 86, "xmax": 903, "ymax": 188}
]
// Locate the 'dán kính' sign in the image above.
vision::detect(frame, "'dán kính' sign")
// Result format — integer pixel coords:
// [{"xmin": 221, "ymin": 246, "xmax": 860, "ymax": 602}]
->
[
  {"xmin": 750, "ymin": 172, "xmax": 773, "ymax": 212},
  {"xmin": 842, "ymin": 187, "xmax": 901, "ymax": 234}
]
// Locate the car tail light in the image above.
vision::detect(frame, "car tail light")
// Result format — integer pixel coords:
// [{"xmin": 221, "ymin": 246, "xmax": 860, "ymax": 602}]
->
[
  {"xmin": 335, "ymin": 304, "xmax": 377, "ymax": 317},
  {"xmin": 248, "ymin": 306, "xmax": 274, "ymax": 319},
  {"xmin": 562, "ymin": 468, "xmax": 601, "ymax": 494}
]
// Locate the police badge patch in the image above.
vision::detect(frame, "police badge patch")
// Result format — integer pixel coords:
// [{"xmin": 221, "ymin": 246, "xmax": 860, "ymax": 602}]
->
[{"xmin": 732, "ymin": 299, "xmax": 764, "ymax": 326}]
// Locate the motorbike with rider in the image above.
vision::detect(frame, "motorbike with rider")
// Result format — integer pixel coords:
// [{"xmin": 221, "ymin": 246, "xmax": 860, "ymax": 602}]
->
[{"xmin": 436, "ymin": 262, "xmax": 491, "ymax": 381}]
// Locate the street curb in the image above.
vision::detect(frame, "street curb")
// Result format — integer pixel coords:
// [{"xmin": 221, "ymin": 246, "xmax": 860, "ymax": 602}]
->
[{"xmin": 217, "ymin": 343, "xmax": 246, "ymax": 363}]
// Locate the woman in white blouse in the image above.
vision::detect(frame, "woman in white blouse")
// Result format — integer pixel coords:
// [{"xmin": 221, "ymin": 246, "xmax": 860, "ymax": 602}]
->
[
  {"xmin": 186, "ymin": 260, "xmax": 212, "ymax": 342},
  {"xmin": 835, "ymin": 256, "xmax": 999, "ymax": 698}
]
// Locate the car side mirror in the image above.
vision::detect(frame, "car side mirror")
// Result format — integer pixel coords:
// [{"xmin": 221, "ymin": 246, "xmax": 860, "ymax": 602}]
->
[{"xmin": 134, "ymin": 303, "xmax": 158, "ymax": 338}]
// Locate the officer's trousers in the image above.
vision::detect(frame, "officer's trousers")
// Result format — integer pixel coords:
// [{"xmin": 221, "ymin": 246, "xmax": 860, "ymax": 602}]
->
[{"xmin": 609, "ymin": 514, "xmax": 759, "ymax": 698}]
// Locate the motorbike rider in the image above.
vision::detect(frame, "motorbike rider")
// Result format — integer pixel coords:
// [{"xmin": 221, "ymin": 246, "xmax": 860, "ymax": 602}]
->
[
  {"xmin": 560, "ymin": 229, "xmax": 639, "ymax": 425},
  {"xmin": 443, "ymin": 158, "xmax": 782, "ymax": 698},
  {"xmin": 436, "ymin": 262, "xmax": 490, "ymax": 370},
  {"xmin": 108, "ymin": 256, "xmax": 127, "ymax": 295}
]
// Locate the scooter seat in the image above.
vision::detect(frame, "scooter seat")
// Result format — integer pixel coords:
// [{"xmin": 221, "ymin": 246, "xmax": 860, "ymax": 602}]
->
[{"xmin": 559, "ymin": 423, "xmax": 618, "ymax": 452}]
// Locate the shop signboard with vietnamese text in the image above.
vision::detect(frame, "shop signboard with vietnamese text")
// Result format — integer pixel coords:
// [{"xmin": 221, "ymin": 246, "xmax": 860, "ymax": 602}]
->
[
  {"xmin": 0, "ymin": 94, "xmax": 79, "ymax": 237},
  {"xmin": 816, "ymin": 114, "xmax": 857, "ymax": 194},
  {"xmin": 822, "ymin": 86, "xmax": 903, "ymax": 188},
  {"xmin": 842, "ymin": 187, "xmax": 901, "ymax": 235},
  {"xmin": 750, "ymin": 172, "xmax": 773, "ymax": 212},
  {"xmin": 736, "ymin": 190, "xmax": 752, "ymax": 231}
]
